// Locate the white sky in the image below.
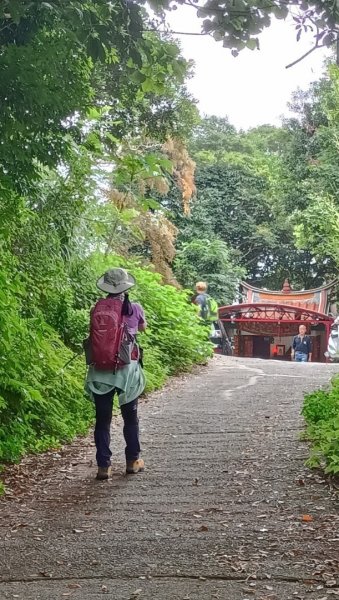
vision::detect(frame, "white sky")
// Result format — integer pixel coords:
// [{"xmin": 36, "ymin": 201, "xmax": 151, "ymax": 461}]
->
[{"xmin": 166, "ymin": 7, "xmax": 330, "ymax": 129}]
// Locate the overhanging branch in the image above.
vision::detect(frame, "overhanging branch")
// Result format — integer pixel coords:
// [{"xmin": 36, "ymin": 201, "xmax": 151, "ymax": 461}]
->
[{"xmin": 285, "ymin": 43, "xmax": 319, "ymax": 69}]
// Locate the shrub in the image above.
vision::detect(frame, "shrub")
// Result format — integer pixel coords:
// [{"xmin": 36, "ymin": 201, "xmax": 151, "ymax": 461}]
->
[
  {"xmin": 302, "ymin": 376, "xmax": 339, "ymax": 474},
  {"xmin": 0, "ymin": 255, "xmax": 92, "ymax": 464}
]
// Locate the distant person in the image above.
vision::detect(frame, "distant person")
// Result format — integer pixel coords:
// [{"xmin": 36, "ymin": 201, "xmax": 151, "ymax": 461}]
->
[
  {"xmin": 326, "ymin": 316, "xmax": 339, "ymax": 361},
  {"xmin": 291, "ymin": 324, "xmax": 312, "ymax": 362},
  {"xmin": 193, "ymin": 281, "xmax": 218, "ymax": 326},
  {"xmin": 85, "ymin": 268, "xmax": 147, "ymax": 480}
]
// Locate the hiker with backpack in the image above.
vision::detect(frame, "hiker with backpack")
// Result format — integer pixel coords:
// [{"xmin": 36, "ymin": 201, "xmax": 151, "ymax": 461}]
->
[
  {"xmin": 85, "ymin": 268, "xmax": 147, "ymax": 480},
  {"xmin": 193, "ymin": 281, "xmax": 218, "ymax": 326}
]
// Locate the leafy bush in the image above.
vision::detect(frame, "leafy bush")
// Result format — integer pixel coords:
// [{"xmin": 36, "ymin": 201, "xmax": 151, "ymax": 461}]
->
[
  {"xmin": 0, "ymin": 253, "xmax": 92, "ymax": 463},
  {"xmin": 302, "ymin": 377, "xmax": 339, "ymax": 474}
]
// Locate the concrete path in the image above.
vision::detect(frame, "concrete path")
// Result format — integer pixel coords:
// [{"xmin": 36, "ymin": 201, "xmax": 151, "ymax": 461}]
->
[{"xmin": 0, "ymin": 357, "xmax": 338, "ymax": 600}]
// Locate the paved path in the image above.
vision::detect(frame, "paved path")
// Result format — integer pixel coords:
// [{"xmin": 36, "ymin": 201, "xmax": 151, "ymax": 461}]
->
[{"xmin": 1, "ymin": 357, "xmax": 338, "ymax": 600}]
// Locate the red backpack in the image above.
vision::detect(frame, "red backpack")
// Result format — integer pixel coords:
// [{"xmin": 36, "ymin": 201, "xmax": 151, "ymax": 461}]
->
[{"xmin": 89, "ymin": 298, "xmax": 128, "ymax": 371}]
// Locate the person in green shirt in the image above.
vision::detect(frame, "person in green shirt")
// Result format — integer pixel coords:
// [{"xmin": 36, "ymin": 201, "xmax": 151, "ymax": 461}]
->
[{"xmin": 193, "ymin": 281, "xmax": 218, "ymax": 325}]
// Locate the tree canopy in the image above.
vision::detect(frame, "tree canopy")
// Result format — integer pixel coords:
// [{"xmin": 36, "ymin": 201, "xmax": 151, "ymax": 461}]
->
[
  {"xmin": 169, "ymin": 86, "xmax": 339, "ymax": 292},
  {"xmin": 2, "ymin": 0, "xmax": 339, "ymax": 72},
  {"xmin": 149, "ymin": 0, "xmax": 339, "ymax": 66}
]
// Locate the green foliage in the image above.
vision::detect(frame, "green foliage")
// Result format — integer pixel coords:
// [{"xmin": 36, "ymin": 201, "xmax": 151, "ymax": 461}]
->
[
  {"xmin": 153, "ymin": 0, "xmax": 339, "ymax": 63},
  {"xmin": 0, "ymin": 1, "xmax": 141, "ymax": 194},
  {"xmin": 302, "ymin": 378, "xmax": 339, "ymax": 474},
  {"xmin": 283, "ymin": 66, "xmax": 339, "ymax": 282},
  {"xmin": 303, "ymin": 380, "xmax": 339, "ymax": 424},
  {"xmin": 0, "ymin": 0, "xmax": 196, "ymax": 200},
  {"xmin": 0, "ymin": 251, "xmax": 92, "ymax": 464},
  {"xmin": 189, "ymin": 116, "xmax": 238, "ymax": 161},
  {"xmin": 3, "ymin": 0, "xmax": 339, "ymax": 66},
  {"xmin": 91, "ymin": 32, "xmax": 198, "ymax": 147},
  {"xmin": 294, "ymin": 194, "xmax": 339, "ymax": 265},
  {"xmin": 177, "ymin": 161, "xmax": 274, "ymax": 282},
  {"xmin": 179, "ymin": 109, "xmax": 337, "ymax": 290},
  {"xmin": 133, "ymin": 271, "xmax": 213, "ymax": 375},
  {"xmin": 174, "ymin": 238, "xmax": 245, "ymax": 305}
]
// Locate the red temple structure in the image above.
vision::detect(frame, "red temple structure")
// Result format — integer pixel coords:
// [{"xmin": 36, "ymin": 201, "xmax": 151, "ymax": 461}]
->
[{"xmin": 219, "ymin": 279, "xmax": 336, "ymax": 362}]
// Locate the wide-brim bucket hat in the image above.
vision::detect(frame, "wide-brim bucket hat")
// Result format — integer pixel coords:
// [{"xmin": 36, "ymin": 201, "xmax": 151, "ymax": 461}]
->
[{"xmin": 97, "ymin": 268, "xmax": 135, "ymax": 294}]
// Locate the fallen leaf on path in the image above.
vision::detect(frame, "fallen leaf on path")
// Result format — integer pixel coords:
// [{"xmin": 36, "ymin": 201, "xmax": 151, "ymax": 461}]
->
[
  {"xmin": 301, "ymin": 514, "xmax": 313, "ymax": 522},
  {"xmin": 199, "ymin": 525, "xmax": 209, "ymax": 532}
]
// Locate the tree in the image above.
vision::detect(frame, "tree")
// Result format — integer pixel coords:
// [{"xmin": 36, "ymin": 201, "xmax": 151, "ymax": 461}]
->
[
  {"xmin": 0, "ymin": 2, "xmax": 197, "ymax": 198},
  {"xmin": 174, "ymin": 238, "xmax": 245, "ymax": 304},
  {"xmin": 91, "ymin": 32, "xmax": 198, "ymax": 145},
  {"xmin": 0, "ymin": 1, "xmax": 144, "ymax": 193},
  {"xmin": 278, "ymin": 65, "xmax": 339, "ymax": 284},
  {"xmin": 149, "ymin": 0, "xmax": 339, "ymax": 66},
  {"xmin": 294, "ymin": 195, "xmax": 339, "ymax": 266},
  {"xmin": 189, "ymin": 116, "xmax": 238, "ymax": 161},
  {"xmin": 178, "ymin": 162, "xmax": 274, "ymax": 277},
  {"xmin": 3, "ymin": 0, "xmax": 339, "ymax": 75},
  {"xmin": 168, "ymin": 113, "xmax": 333, "ymax": 290},
  {"xmin": 0, "ymin": 0, "xmax": 200, "ymax": 287}
]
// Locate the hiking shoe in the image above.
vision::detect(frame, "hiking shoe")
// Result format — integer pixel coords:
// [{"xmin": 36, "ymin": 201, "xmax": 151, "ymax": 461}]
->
[
  {"xmin": 96, "ymin": 467, "xmax": 111, "ymax": 480},
  {"xmin": 126, "ymin": 458, "xmax": 145, "ymax": 474}
]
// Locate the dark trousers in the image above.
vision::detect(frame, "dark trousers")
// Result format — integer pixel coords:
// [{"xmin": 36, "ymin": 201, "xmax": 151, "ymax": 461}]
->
[{"xmin": 93, "ymin": 390, "xmax": 140, "ymax": 468}]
